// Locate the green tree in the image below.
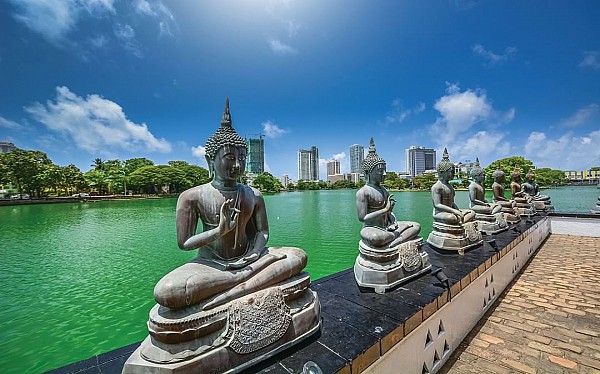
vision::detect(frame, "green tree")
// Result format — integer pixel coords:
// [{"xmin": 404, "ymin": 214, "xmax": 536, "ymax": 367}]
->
[
  {"xmin": 412, "ymin": 173, "xmax": 437, "ymax": 190},
  {"xmin": 62, "ymin": 164, "xmax": 87, "ymax": 194},
  {"xmin": 85, "ymin": 169, "xmax": 108, "ymax": 195},
  {"xmin": 1, "ymin": 149, "xmax": 53, "ymax": 197},
  {"xmin": 252, "ymin": 172, "xmax": 283, "ymax": 193},
  {"xmin": 534, "ymin": 168, "xmax": 569, "ymax": 187},
  {"xmin": 91, "ymin": 158, "xmax": 104, "ymax": 171},
  {"xmin": 331, "ymin": 179, "xmax": 356, "ymax": 189},
  {"xmin": 124, "ymin": 157, "xmax": 154, "ymax": 175}
]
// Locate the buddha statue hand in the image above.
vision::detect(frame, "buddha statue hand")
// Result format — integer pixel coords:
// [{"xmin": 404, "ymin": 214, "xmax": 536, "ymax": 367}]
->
[
  {"xmin": 218, "ymin": 199, "xmax": 240, "ymax": 236},
  {"xmin": 386, "ymin": 194, "xmax": 396, "ymax": 212},
  {"xmin": 226, "ymin": 247, "xmax": 268, "ymax": 270}
]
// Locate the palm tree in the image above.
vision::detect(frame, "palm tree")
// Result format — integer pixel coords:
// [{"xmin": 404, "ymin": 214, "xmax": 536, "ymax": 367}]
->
[{"xmin": 91, "ymin": 158, "xmax": 104, "ymax": 171}]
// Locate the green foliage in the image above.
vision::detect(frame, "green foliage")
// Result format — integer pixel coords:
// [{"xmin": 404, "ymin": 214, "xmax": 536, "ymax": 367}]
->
[
  {"xmin": 591, "ymin": 166, "xmax": 600, "ymax": 171},
  {"xmin": 412, "ymin": 173, "xmax": 437, "ymax": 190},
  {"xmin": 0, "ymin": 148, "xmax": 53, "ymax": 196},
  {"xmin": 297, "ymin": 180, "xmax": 320, "ymax": 190},
  {"xmin": 382, "ymin": 171, "xmax": 407, "ymax": 190},
  {"xmin": 331, "ymin": 179, "xmax": 356, "ymax": 189},
  {"xmin": 252, "ymin": 172, "xmax": 283, "ymax": 193},
  {"xmin": 484, "ymin": 156, "xmax": 534, "ymax": 188},
  {"xmin": 534, "ymin": 168, "xmax": 569, "ymax": 187}
]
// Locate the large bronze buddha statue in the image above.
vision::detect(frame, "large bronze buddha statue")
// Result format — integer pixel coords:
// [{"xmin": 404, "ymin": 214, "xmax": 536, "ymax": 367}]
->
[
  {"xmin": 123, "ymin": 99, "xmax": 320, "ymax": 374},
  {"xmin": 491, "ymin": 169, "xmax": 520, "ymax": 223},
  {"xmin": 427, "ymin": 148, "xmax": 482, "ymax": 253},
  {"xmin": 354, "ymin": 138, "xmax": 430, "ymax": 293},
  {"xmin": 468, "ymin": 158, "xmax": 508, "ymax": 234},
  {"xmin": 521, "ymin": 171, "xmax": 554, "ymax": 212}
]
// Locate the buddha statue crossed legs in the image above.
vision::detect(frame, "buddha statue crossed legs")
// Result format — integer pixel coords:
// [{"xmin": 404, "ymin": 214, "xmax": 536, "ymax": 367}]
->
[
  {"xmin": 124, "ymin": 99, "xmax": 320, "ymax": 374},
  {"xmin": 353, "ymin": 138, "xmax": 430, "ymax": 293},
  {"xmin": 427, "ymin": 148, "xmax": 482, "ymax": 253},
  {"xmin": 468, "ymin": 158, "xmax": 508, "ymax": 234}
]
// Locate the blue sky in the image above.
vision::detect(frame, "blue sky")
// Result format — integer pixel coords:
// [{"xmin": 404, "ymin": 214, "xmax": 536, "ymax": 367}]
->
[{"xmin": 1, "ymin": 1, "xmax": 599, "ymax": 180}]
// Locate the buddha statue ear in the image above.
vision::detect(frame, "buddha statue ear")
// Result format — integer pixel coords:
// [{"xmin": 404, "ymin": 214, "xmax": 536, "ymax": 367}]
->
[{"xmin": 206, "ymin": 155, "xmax": 215, "ymax": 179}]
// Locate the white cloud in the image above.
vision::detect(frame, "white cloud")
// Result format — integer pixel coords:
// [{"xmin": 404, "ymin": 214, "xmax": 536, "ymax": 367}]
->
[
  {"xmin": 191, "ymin": 145, "xmax": 206, "ymax": 158},
  {"xmin": 448, "ymin": 131, "xmax": 511, "ymax": 163},
  {"xmin": 332, "ymin": 152, "xmax": 346, "ymax": 161},
  {"xmin": 560, "ymin": 104, "xmax": 599, "ymax": 127},
  {"xmin": 524, "ymin": 130, "xmax": 600, "ymax": 170},
  {"xmin": 0, "ymin": 116, "xmax": 23, "ymax": 129},
  {"xmin": 385, "ymin": 99, "xmax": 426, "ymax": 124},
  {"xmin": 579, "ymin": 51, "xmax": 600, "ymax": 70},
  {"xmin": 472, "ymin": 44, "xmax": 517, "ymax": 67},
  {"xmin": 89, "ymin": 34, "xmax": 108, "ymax": 49},
  {"xmin": 268, "ymin": 39, "xmax": 298, "ymax": 55},
  {"xmin": 25, "ymin": 86, "xmax": 171, "ymax": 154},
  {"xmin": 133, "ymin": 0, "xmax": 176, "ymax": 38},
  {"xmin": 113, "ymin": 23, "xmax": 144, "ymax": 58},
  {"xmin": 9, "ymin": 0, "xmax": 114, "ymax": 46},
  {"xmin": 262, "ymin": 120, "xmax": 288, "ymax": 138}
]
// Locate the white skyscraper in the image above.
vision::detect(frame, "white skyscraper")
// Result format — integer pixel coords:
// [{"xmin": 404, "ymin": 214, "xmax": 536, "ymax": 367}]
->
[
  {"xmin": 298, "ymin": 146, "xmax": 319, "ymax": 181},
  {"xmin": 405, "ymin": 146, "xmax": 436, "ymax": 176},
  {"xmin": 350, "ymin": 144, "xmax": 365, "ymax": 175}
]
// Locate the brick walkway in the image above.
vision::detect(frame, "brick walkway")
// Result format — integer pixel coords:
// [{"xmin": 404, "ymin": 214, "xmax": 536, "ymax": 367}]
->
[{"xmin": 440, "ymin": 234, "xmax": 600, "ymax": 374}]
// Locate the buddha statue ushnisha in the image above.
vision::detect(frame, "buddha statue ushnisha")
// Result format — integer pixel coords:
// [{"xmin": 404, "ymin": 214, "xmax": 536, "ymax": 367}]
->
[
  {"xmin": 427, "ymin": 148, "xmax": 482, "ymax": 253},
  {"xmin": 123, "ymin": 99, "xmax": 321, "ymax": 374},
  {"xmin": 353, "ymin": 138, "xmax": 431, "ymax": 293},
  {"xmin": 468, "ymin": 158, "xmax": 508, "ymax": 234}
]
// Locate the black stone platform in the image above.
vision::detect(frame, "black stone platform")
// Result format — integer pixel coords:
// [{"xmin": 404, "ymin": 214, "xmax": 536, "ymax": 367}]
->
[{"xmin": 46, "ymin": 216, "xmax": 545, "ymax": 374}]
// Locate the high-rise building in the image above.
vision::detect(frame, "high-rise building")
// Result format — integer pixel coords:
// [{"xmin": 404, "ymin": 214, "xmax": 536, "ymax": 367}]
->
[
  {"xmin": 349, "ymin": 144, "xmax": 364, "ymax": 175},
  {"xmin": 280, "ymin": 174, "xmax": 291, "ymax": 188},
  {"xmin": 0, "ymin": 141, "xmax": 16, "ymax": 154},
  {"xmin": 405, "ymin": 146, "xmax": 436, "ymax": 176},
  {"xmin": 246, "ymin": 136, "xmax": 264, "ymax": 174},
  {"xmin": 298, "ymin": 146, "xmax": 319, "ymax": 181},
  {"xmin": 327, "ymin": 159, "xmax": 340, "ymax": 176}
]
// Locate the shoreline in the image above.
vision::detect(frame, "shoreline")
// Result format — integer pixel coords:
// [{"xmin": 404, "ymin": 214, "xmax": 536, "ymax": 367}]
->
[{"xmin": 0, "ymin": 194, "xmax": 173, "ymax": 207}]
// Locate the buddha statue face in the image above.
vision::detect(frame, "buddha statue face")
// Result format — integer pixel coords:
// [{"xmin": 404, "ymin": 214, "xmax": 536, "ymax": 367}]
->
[
  {"xmin": 212, "ymin": 145, "xmax": 247, "ymax": 184},
  {"xmin": 473, "ymin": 172, "xmax": 484, "ymax": 185},
  {"xmin": 366, "ymin": 163, "xmax": 386, "ymax": 184}
]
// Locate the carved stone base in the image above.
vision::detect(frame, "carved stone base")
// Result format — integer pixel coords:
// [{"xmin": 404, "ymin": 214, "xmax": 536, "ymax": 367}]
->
[
  {"xmin": 515, "ymin": 206, "xmax": 536, "ymax": 217},
  {"xmin": 122, "ymin": 274, "xmax": 321, "ymax": 374},
  {"xmin": 354, "ymin": 238, "xmax": 432, "ymax": 294},
  {"xmin": 427, "ymin": 221, "xmax": 483, "ymax": 254},
  {"xmin": 474, "ymin": 212, "xmax": 509, "ymax": 235}
]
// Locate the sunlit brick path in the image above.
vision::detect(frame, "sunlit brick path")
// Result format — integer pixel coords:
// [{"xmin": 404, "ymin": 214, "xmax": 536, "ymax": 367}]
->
[{"xmin": 439, "ymin": 234, "xmax": 600, "ymax": 374}]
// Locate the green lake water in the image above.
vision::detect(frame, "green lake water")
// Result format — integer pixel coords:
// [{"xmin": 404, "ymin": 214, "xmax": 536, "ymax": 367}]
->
[{"xmin": 0, "ymin": 185, "xmax": 597, "ymax": 373}]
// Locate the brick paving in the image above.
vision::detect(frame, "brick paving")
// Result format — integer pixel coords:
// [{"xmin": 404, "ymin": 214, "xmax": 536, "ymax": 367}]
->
[{"xmin": 440, "ymin": 234, "xmax": 600, "ymax": 374}]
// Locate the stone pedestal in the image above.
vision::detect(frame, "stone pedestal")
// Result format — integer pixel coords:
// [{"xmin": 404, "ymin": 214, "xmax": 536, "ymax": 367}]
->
[
  {"xmin": 427, "ymin": 221, "xmax": 483, "ymax": 255},
  {"xmin": 122, "ymin": 273, "xmax": 320, "ymax": 374},
  {"xmin": 531, "ymin": 200, "xmax": 554, "ymax": 212},
  {"xmin": 474, "ymin": 212, "xmax": 509, "ymax": 235},
  {"xmin": 354, "ymin": 238, "xmax": 431, "ymax": 294}
]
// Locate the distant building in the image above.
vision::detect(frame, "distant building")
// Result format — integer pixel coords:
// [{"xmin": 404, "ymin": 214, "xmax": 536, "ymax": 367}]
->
[
  {"xmin": 280, "ymin": 174, "xmax": 291, "ymax": 188},
  {"xmin": 405, "ymin": 146, "xmax": 436, "ymax": 176},
  {"xmin": 349, "ymin": 144, "xmax": 364, "ymax": 175},
  {"xmin": 298, "ymin": 146, "xmax": 319, "ymax": 181},
  {"xmin": 564, "ymin": 170, "xmax": 600, "ymax": 184},
  {"xmin": 0, "ymin": 141, "xmax": 16, "ymax": 154},
  {"xmin": 327, "ymin": 159, "xmax": 340, "ymax": 176},
  {"xmin": 246, "ymin": 136, "xmax": 264, "ymax": 174}
]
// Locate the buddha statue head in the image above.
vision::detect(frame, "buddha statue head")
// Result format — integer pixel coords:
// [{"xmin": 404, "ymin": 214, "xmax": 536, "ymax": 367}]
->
[
  {"xmin": 512, "ymin": 168, "xmax": 522, "ymax": 183},
  {"xmin": 526, "ymin": 171, "xmax": 535, "ymax": 183},
  {"xmin": 470, "ymin": 158, "xmax": 484, "ymax": 184},
  {"xmin": 204, "ymin": 98, "xmax": 248, "ymax": 183},
  {"xmin": 493, "ymin": 169, "xmax": 505, "ymax": 184},
  {"xmin": 362, "ymin": 137, "xmax": 386, "ymax": 184},
  {"xmin": 436, "ymin": 148, "xmax": 454, "ymax": 182}
]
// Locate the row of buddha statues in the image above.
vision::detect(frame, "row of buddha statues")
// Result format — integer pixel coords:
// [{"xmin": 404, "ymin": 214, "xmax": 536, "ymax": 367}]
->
[{"xmin": 124, "ymin": 100, "xmax": 554, "ymax": 373}]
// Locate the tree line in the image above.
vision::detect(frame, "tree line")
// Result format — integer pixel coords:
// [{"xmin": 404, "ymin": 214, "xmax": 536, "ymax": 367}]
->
[{"xmin": 0, "ymin": 148, "xmax": 210, "ymax": 198}]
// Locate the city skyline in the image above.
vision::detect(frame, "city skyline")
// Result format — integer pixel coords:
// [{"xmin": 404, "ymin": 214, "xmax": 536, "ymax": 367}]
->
[{"xmin": 1, "ymin": 1, "xmax": 599, "ymax": 180}]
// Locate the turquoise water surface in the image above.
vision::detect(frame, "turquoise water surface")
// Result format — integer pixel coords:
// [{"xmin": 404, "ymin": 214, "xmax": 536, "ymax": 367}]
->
[{"xmin": 0, "ymin": 186, "xmax": 597, "ymax": 373}]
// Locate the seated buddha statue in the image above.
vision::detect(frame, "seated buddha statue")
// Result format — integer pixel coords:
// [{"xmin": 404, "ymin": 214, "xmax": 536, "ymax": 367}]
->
[
  {"xmin": 521, "ymin": 171, "xmax": 554, "ymax": 211},
  {"xmin": 124, "ymin": 99, "xmax": 321, "ymax": 374},
  {"xmin": 427, "ymin": 148, "xmax": 482, "ymax": 253},
  {"xmin": 491, "ymin": 169, "xmax": 520, "ymax": 223},
  {"xmin": 354, "ymin": 138, "xmax": 430, "ymax": 293},
  {"xmin": 468, "ymin": 158, "xmax": 508, "ymax": 234},
  {"xmin": 510, "ymin": 168, "xmax": 536, "ymax": 216},
  {"xmin": 593, "ymin": 196, "xmax": 600, "ymax": 214}
]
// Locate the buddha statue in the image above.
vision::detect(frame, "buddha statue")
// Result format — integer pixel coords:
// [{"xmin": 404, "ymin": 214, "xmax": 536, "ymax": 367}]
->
[
  {"xmin": 510, "ymin": 168, "xmax": 536, "ymax": 216},
  {"xmin": 468, "ymin": 158, "xmax": 508, "ymax": 234},
  {"xmin": 521, "ymin": 171, "xmax": 554, "ymax": 212},
  {"xmin": 123, "ymin": 99, "xmax": 321, "ymax": 374},
  {"xmin": 592, "ymin": 196, "xmax": 600, "ymax": 214},
  {"xmin": 354, "ymin": 138, "xmax": 431, "ymax": 293},
  {"xmin": 427, "ymin": 148, "xmax": 482, "ymax": 253},
  {"xmin": 491, "ymin": 169, "xmax": 520, "ymax": 223}
]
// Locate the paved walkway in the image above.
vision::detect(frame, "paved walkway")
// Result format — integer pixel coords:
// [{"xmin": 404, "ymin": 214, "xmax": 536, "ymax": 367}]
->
[{"xmin": 440, "ymin": 234, "xmax": 600, "ymax": 374}]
